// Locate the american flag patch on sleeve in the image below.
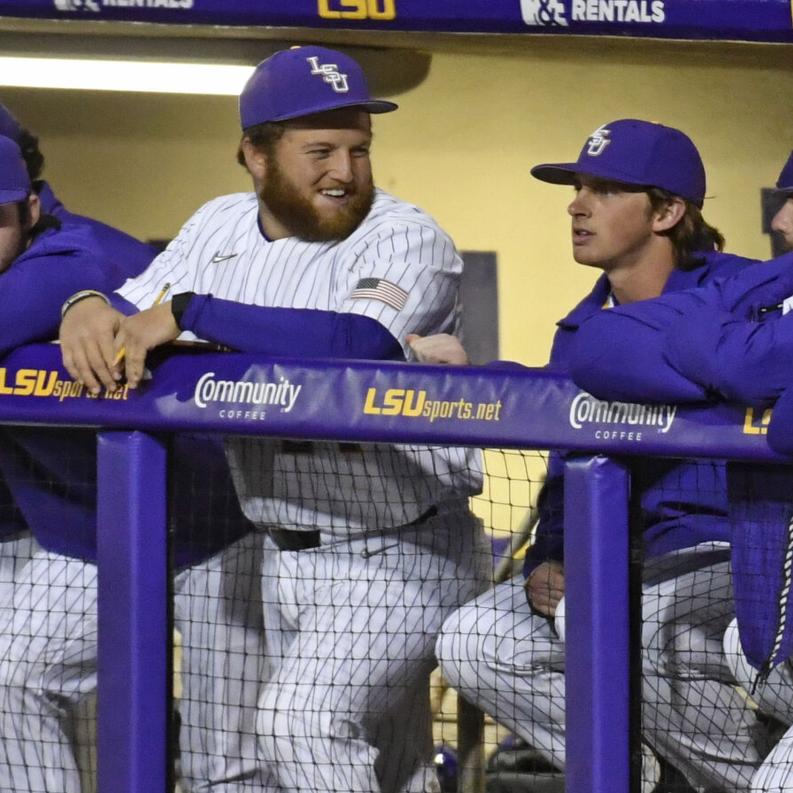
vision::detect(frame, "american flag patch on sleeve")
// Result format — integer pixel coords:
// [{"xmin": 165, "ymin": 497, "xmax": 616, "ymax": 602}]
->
[{"xmin": 349, "ymin": 278, "xmax": 409, "ymax": 311}]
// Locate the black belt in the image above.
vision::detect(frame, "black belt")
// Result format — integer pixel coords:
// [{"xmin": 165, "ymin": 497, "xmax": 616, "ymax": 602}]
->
[
  {"xmin": 268, "ymin": 528, "xmax": 321, "ymax": 551},
  {"xmin": 268, "ymin": 506, "xmax": 439, "ymax": 552}
]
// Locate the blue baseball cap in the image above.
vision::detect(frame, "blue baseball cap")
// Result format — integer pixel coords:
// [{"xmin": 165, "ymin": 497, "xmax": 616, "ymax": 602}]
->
[
  {"xmin": 775, "ymin": 151, "xmax": 793, "ymax": 195},
  {"xmin": 0, "ymin": 105, "xmax": 22, "ymax": 144},
  {"xmin": 239, "ymin": 46, "xmax": 398, "ymax": 130},
  {"xmin": 0, "ymin": 136, "xmax": 30, "ymax": 205},
  {"xmin": 531, "ymin": 119, "xmax": 706, "ymax": 208}
]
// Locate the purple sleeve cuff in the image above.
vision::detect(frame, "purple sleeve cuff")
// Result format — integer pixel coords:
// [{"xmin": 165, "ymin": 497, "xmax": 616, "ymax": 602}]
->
[{"xmin": 109, "ymin": 293, "xmax": 139, "ymax": 316}]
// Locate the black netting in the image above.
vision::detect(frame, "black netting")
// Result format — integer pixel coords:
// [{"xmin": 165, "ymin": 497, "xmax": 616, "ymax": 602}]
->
[{"xmin": 7, "ymin": 431, "xmax": 790, "ymax": 793}]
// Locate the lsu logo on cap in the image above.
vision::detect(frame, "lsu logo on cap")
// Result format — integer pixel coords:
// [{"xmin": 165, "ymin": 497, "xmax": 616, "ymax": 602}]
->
[
  {"xmin": 586, "ymin": 126, "xmax": 612, "ymax": 156},
  {"xmin": 306, "ymin": 56, "xmax": 350, "ymax": 94}
]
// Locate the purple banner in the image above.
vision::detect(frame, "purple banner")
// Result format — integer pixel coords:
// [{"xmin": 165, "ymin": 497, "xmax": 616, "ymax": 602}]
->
[
  {"xmin": 0, "ymin": 0, "xmax": 790, "ymax": 43},
  {"xmin": 0, "ymin": 343, "xmax": 785, "ymax": 461}
]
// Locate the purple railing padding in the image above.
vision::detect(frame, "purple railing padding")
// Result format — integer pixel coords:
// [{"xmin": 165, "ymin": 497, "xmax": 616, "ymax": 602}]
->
[
  {"xmin": 0, "ymin": 344, "xmax": 784, "ymax": 793},
  {"xmin": 97, "ymin": 431, "xmax": 169, "ymax": 793},
  {"xmin": 0, "ymin": 344, "xmax": 785, "ymax": 461},
  {"xmin": 564, "ymin": 456, "xmax": 631, "ymax": 793}
]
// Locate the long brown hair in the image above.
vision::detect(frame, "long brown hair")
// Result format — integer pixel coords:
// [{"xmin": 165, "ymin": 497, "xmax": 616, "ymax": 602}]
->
[{"xmin": 647, "ymin": 187, "xmax": 725, "ymax": 271}]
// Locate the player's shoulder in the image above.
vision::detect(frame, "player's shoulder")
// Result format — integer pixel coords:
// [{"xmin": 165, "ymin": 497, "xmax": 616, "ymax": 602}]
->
[
  {"xmin": 697, "ymin": 249, "xmax": 759, "ymax": 280},
  {"xmin": 364, "ymin": 188, "xmax": 448, "ymax": 229},
  {"xmin": 20, "ymin": 222, "xmax": 101, "ymax": 262},
  {"xmin": 189, "ymin": 192, "xmax": 257, "ymax": 221},
  {"xmin": 171, "ymin": 192, "xmax": 258, "ymax": 245},
  {"xmin": 342, "ymin": 189, "xmax": 458, "ymax": 255}
]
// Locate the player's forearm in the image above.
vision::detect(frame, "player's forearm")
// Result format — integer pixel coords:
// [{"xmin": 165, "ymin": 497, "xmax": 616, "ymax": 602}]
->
[
  {"xmin": 687, "ymin": 313, "xmax": 793, "ymax": 406},
  {"xmin": 0, "ymin": 257, "xmax": 112, "ymax": 357},
  {"xmin": 179, "ymin": 294, "xmax": 405, "ymax": 360},
  {"xmin": 570, "ymin": 307, "xmax": 710, "ymax": 403}
]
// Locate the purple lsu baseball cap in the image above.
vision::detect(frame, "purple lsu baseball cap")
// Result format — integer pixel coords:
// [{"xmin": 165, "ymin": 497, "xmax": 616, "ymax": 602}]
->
[
  {"xmin": 0, "ymin": 135, "xmax": 30, "ymax": 205},
  {"xmin": 531, "ymin": 119, "xmax": 706, "ymax": 207},
  {"xmin": 239, "ymin": 46, "xmax": 398, "ymax": 130},
  {"xmin": 775, "ymin": 151, "xmax": 793, "ymax": 195}
]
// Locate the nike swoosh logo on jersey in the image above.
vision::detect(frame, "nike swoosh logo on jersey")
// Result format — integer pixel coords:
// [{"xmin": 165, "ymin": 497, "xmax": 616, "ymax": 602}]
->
[{"xmin": 210, "ymin": 252, "xmax": 238, "ymax": 264}]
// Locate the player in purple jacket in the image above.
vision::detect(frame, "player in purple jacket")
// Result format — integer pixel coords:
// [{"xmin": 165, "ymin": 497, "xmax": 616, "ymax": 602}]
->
[
  {"xmin": 567, "ymin": 154, "xmax": 793, "ymax": 793},
  {"xmin": 423, "ymin": 119, "xmax": 768, "ymax": 793},
  {"xmin": 0, "ymin": 102, "xmax": 158, "ymax": 272},
  {"xmin": 0, "ymin": 136, "xmax": 265, "ymax": 793},
  {"xmin": 0, "ymin": 132, "xmax": 154, "ymax": 594}
]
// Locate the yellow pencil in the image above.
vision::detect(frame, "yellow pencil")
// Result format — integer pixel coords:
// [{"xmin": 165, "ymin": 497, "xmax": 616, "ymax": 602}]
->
[{"xmin": 112, "ymin": 282, "xmax": 172, "ymax": 368}]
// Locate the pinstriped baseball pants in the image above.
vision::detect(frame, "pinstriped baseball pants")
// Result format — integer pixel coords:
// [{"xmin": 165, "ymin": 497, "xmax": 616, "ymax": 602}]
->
[
  {"xmin": 436, "ymin": 545, "xmax": 764, "ymax": 793},
  {"xmin": 256, "ymin": 509, "xmax": 489, "ymax": 793},
  {"xmin": 724, "ymin": 620, "xmax": 793, "ymax": 793},
  {"xmin": 0, "ymin": 533, "xmax": 38, "ymax": 602},
  {"xmin": 0, "ymin": 533, "xmax": 268, "ymax": 793}
]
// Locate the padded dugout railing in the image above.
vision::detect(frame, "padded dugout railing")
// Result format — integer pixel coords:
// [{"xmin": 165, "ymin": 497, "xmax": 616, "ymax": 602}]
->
[{"xmin": 0, "ymin": 343, "xmax": 784, "ymax": 793}]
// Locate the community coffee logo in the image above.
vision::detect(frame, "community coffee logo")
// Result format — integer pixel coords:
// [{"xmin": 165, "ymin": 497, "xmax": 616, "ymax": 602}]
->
[
  {"xmin": 193, "ymin": 372, "xmax": 302, "ymax": 421},
  {"xmin": 568, "ymin": 392, "xmax": 676, "ymax": 442}
]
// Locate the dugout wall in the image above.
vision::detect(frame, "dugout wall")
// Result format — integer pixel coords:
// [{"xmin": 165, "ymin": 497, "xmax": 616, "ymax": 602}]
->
[{"xmin": 2, "ymin": 33, "xmax": 791, "ymax": 371}]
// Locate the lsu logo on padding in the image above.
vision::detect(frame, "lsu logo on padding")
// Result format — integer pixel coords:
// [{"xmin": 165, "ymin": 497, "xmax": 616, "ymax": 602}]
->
[
  {"xmin": 743, "ymin": 407, "xmax": 772, "ymax": 436},
  {"xmin": 0, "ymin": 368, "xmax": 128, "ymax": 401},
  {"xmin": 363, "ymin": 388, "xmax": 503, "ymax": 423},
  {"xmin": 364, "ymin": 388, "xmax": 426, "ymax": 416},
  {"xmin": 318, "ymin": 0, "xmax": 397, "ymax": 20}
]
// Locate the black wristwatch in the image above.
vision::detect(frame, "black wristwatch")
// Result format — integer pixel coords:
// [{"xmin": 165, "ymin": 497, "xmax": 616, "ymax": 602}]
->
[{"xmin": 170, "ymin": 292, "xmax": 196, "ymax": 330}]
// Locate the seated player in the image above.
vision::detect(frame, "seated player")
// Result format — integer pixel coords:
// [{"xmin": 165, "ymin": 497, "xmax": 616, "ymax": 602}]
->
[
  {"xmin": 0, "ymin": 135, "xmax": 44, "ymax": 603},
  {"xmin": 723, "ymin": 151, "xmax": 793, "ymax": 793},
  {"xmin": 0, "ymin": 101, "xmax": 157, "ymax": 270},
  {"xmin": 417, "ymin": 119, "xmax": 767, "ymax": 792},
  {"xmin": 0, "ymin": 99, "xmax": 156, "ymax": 620},
  {"xmin": 58, "ymin": 46, "xmax": 487, "ymax": 793},
  {"xmin": 565, "ymin": 156, "xmax": 793, "ymax": 793},
  {"xmin": 0, "ymin": 136, "xmax": 265, "ymax": 793}
]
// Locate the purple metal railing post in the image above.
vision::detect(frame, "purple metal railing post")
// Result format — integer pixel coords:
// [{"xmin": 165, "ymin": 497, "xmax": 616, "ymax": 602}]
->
[
  {"xmin": 564, "ymin": 455, "xmax": 631, "ymax": 793},
  {"xmin": 97, "ymin": 431, "xmax": 169, "ymax": 793}
]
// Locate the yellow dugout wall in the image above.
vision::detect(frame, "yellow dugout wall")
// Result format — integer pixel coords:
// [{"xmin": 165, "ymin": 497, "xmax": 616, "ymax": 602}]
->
[{"xmin": 3, "ymin": 35, "xmax": 792, "ymax": 366}]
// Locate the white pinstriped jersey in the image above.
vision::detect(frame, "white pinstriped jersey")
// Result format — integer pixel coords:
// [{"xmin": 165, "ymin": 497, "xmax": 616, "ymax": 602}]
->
[
  {"xmin": 117, "ymin": 189, "xmax": 482, "ymax": 535},
  {"xmin": 118, "ymin": 189, "xmax": 461, "ymax": 350}
]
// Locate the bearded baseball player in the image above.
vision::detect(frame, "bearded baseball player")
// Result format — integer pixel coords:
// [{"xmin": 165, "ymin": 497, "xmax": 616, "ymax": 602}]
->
[
  {"xmin": 426, "ymin": 120, "xmax": 768, "ymax": 793},
  {"xmin": 59, "ymin": 46, "xmax": 486, "ymax": 793}
]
